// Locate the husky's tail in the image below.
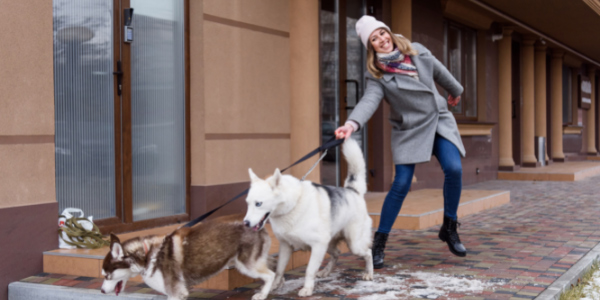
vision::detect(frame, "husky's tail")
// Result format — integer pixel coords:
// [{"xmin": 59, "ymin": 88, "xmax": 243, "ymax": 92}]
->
[{"xmin": 342, "ymin": 137, "xmax": 367, "ymax": 196}]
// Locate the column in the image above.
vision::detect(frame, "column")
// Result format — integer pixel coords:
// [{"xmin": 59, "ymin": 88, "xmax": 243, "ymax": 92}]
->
[
  {"xmin": 551, "ymin": 49, "xmax": 565, "ymax": 161},
  {"xmin": 392, "ymin": 0, "xmax": 414, "ymax": 184},
  {"xmin": 521, "ymin": 37, "xmax": 538, "ymax": 167},
  {"xmin": 588, "ymin": 67, "xmax": 598, "ymax": 155},
  {"xmin": 498, "ymin": 28, "xmax": 515, "ymax": 170},
  {"xmin": 535, "ymin": 43, "xmax": 549, "ymax": 163},
  {"xmin": 290, "ymin": 0, "xmax": 320, "ymax": 180},
  {"xmin": 391, "ymin": 0, "xmax": 412, "ymax": 39}
]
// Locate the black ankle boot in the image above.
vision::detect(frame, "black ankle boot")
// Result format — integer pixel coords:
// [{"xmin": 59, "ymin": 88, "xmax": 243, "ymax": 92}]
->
[
  {"xmin": 439, "ymin": 216, "xmax": 467, "ymax": 257},
  {"xmin": 372, "ymin": 232, "xmax": 388, "ymax": 269}
]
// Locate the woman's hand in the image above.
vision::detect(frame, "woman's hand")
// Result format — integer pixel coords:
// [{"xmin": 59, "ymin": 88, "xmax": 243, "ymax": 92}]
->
[
  {"xmin": 448, "ymin": 95, "xmax": 461, "ymax": 107},
  {"xmin": 335, "ymin": 124, "xmax": 354, "ymax": 140}
]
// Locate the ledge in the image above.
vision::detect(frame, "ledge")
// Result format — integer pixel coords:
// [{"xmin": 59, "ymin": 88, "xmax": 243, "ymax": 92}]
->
[
  {"xmin": 442, "ymin": 0, "xmax": 494, "ymax": 29},
  {"xmin": 457, "ymin": 122, "xmax": 495, "ymax": 136},
  {"xmin": 563, "ymin": 125, "xmax": 583, "ymax": 135}
]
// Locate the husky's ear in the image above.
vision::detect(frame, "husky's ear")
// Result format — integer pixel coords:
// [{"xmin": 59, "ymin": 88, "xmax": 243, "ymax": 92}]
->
[
  {"xmin": 110, "ymin": 233, "xmax": 121, "ymax": 245},
  {"xmin": 110, "ymin": 233, "xmax": 124, "ymax": 260},
  {"xmin": 248, "ymin": 168, "xmax": 261, "ymax": 183},
  {"xmin": 269, "ymin": 168, "xmax": 282, "ymax": 188}
]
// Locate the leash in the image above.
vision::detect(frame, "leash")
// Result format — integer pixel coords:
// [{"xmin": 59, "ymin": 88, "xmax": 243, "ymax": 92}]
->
[
  {"xmin": 182, "ymin": 136, "xmax": 344, "ymax": 228},
  {"xmin": 58, "ymin": 216, "xmax": 109, "ymax": 249},
  {"xmin": 301, "ymin": 150, "xmax": 328, "ymax": 181}
]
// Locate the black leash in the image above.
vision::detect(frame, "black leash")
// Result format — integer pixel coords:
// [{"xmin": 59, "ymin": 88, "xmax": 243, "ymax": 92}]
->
[{"xmin": 182, "ymin": 136, "xmax": 344, "ymax": 228}]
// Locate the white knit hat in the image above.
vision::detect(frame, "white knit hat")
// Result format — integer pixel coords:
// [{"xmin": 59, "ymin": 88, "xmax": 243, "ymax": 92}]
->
[{"xmin": 355, "ymin": 15, "xmax": 391, "ymax": 48}]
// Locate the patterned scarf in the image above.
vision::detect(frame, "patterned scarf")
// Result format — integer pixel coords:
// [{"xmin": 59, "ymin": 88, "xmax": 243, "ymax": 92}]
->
[{"xmin": 377, "ymin": 48, "xmax": 419, "ymax": 80}]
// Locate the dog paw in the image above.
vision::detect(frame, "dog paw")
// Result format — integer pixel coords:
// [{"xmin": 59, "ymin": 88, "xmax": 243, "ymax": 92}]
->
[
  {"xmin": 316, "ymin": 269, "xmax": 330, "ymax": 278},
  {"xmin": 273, "ymin": 277, "xmax": 285, "ymax": 290},
  {"xmin": 251, "ymin": 293, "xmax": 267, "ymax": 300},
  {"xmin": 298, "ymin": 287, "xmax": 313, "ymax": 297},
  {"xmin": 362, "ymin": 272, "xmax": 374, "ymax": 281}
]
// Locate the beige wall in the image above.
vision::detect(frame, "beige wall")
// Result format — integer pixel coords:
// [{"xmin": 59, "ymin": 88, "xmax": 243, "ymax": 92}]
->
[
  {"xmin": 204, "ymin": 0, "xmax": 289, "ymax": 32},
  {"xmin": 203, "ymin": 21, "xmax": 291, "ymax": 134},
  {"xmin": 289, "ymin": 0, "xmax": 320, "ymax": 181},
  {"xmin": 391, "ymin": 0, "xmax": 412, "ymax": 40},
  {"xmin": 191, "ymin": 0, "xmax": 292, "ymax": 186},
  {"xmin": 205, "ymin": 139, "xmax": 291, "ymax": 184},
  {"xmin": 0, "ymin": 1, "xmax": 55, "ymax": 208},
  {"xmin": 190, "ymin": 0, "xmax": 206, "ymax": 186}
]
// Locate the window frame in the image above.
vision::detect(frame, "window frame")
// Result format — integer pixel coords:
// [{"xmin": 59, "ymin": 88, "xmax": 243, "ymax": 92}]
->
[{"xmin": 562, "ymin": 66, "xmax": 573, "ymax": 125}]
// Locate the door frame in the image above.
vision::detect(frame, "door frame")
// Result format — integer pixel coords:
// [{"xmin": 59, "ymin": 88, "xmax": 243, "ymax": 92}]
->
[
  {"xmin": 366, "ymin": 0, "xmax": 394, "ymax": 192},
  {"xmin": 338, "ymin": 0, "xmax": 348, "ymax": 183},
  {"xmin": 95, "ymin": 0, "xmax": 191, "ymax": 234},
  {"xmin": 320, "ymin": 0, "xmax": 382, "ymax": 187}
]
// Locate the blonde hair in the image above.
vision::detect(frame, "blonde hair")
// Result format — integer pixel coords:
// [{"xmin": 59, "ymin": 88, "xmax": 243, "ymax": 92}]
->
[{"xmin": 366, "ymin": 29, "xmax": 418, "ymax": 79}]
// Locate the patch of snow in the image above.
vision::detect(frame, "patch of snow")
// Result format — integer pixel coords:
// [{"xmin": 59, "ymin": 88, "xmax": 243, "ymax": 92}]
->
[
  {"xmin": 359, "ymin": 290, "xmax": 408, "ymax": 300},
  {"xmin": 272, "ymin": 277, "xmax": 307, "ymax": 295},
  {"xmin": 321, "ymin": 273, "xmax": 407, "ymax": 294},
  {"xmin": 581, "ymin": 269, "xmax": 600, "ymax": 300},
  {"xmin": 273, "ymin": 269, "xmax": 500, "ymax": 299},
  {"xmin": 411, "ymin": 271, "xmax": 498, "ymax": 294}
]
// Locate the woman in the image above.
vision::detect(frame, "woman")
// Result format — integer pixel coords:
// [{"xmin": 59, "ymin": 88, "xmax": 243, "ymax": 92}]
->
[{"xmin": 335, "ymin": 16, "xmax": 467, "ymax": 268}]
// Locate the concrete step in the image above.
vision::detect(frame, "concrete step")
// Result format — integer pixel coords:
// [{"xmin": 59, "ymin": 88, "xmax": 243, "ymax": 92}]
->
[
  {"xmin": 9, "ymin": 281, "xmax": 160, "ymax": 300},
  {"xmin": 43, "ymin": 220, "xmax": 319, "ymax": 291},
  {"xmin": 9, "ymin": 275, "xmax": 236, "ymax": 300},
  {"xmin": 366, "ymin": 189, "xmax": 510, "ymax": 230},
  {"xmin": 498, "ymin": 161, "xmax": 600, "ymax": 181}
]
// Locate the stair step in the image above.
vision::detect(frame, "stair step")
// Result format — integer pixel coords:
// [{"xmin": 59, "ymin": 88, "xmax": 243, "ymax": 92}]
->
[
  {"xmin": 497, "ymin": 161, "xmax": 600, "ymax": 181},
  {"xmin": 366, "ymin": 189, "xmax": 510, "ymax": 230},
  {"xmin": 43, "ymin": 219, "xmax": 346, "ymax": 291},
  {"xmin": 9, "ymin": 276, "xmax": 232, "ymax": 300}
]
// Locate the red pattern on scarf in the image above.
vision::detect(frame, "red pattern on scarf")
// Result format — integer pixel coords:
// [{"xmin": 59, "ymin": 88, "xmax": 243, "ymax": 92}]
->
[{"xmin": 378, "ymin": 55, "xmax": 418, "ymax": 78}]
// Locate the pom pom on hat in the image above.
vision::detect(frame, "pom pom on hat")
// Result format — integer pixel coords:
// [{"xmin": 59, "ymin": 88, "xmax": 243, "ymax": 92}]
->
[{"xmin": 355, "ymin": 15, "xmax": 391, "ymax": 48}]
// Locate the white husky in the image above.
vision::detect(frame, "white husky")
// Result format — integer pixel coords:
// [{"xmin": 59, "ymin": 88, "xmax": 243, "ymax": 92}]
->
[{"xmin": 243, "ymin": 138, "xmax": 373, "ymax": 297}]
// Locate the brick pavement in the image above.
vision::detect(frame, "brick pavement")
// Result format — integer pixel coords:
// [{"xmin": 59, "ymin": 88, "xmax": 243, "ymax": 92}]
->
[{"xmin": 18, "ymin": 175, "xmax": 600, "ymax": 299}]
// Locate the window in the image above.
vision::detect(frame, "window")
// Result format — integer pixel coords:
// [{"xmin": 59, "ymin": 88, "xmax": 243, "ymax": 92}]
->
[
  {"xmin": 562, "ymin": 67, "xmax": 586, "ymax": 127},
  {"xmin": 444, "ymin": 20, "xmax": 477, "ymax": 120}
]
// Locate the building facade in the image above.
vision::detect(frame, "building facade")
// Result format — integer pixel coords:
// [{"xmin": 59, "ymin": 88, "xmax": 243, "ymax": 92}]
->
[{"xmin": 1, "ymin": 0, "xmax": 599, "ymax": 299}]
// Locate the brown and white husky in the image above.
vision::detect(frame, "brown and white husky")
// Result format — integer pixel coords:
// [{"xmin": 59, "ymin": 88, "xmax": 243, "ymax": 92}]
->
[{"xmin": 100, "ymin": 221, "xmax": 274, "ymax": 300}]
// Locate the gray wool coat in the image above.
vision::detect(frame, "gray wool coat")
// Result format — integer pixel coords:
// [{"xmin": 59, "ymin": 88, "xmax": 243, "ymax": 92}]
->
[{"xmin": 348, "ymin": 42, "xmax": 466, "ymax": 165}]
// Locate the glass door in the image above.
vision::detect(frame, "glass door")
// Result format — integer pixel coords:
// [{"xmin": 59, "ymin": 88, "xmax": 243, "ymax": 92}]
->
[
  {"xmin": 53, "ymin": 0, "xmax": 187, "ymax": 231},
  {"xmin": 129, "ymin": 0, "xmax": 186, "ymax": 221},
  {"xmin": 320, "ymin": 0, "xmax": 367, "ymax": 186},
  {"xmin": 53, "ymin": 0, "xmax": 118, "ymax": 220}
]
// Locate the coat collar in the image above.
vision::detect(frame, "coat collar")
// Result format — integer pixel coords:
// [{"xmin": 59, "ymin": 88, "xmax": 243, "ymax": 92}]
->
[
  {"xmin": 381, "ymin": 51, "xmax": 434, "ymax": 94},
  {"xmin": 411, "ymin": 52, "xmax": 434, "ymax": 89}
]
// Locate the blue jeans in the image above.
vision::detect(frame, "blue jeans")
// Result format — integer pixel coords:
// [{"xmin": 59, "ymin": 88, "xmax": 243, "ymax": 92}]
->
[{"xmin": 377, "ymin": 134, "xmax": 463, "ymax": 234}]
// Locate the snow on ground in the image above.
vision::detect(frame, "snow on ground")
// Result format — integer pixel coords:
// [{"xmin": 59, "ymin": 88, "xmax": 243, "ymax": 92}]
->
[
  {"xmin": 273, "ymin": 265, "xmax": 500, "ymax": 299},
  {"xmin": 581, "ymin": 268, "xmax": 600, "ymax": 300}
]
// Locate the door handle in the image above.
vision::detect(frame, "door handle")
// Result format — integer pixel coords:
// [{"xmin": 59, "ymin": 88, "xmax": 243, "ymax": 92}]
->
[
  {"xmin": 113, "ymin": 60, "xmax": 123, "ymax": 96},
  {"xmin": 345, "ymin": 79, "xmax": 360, "ymax": 109}
]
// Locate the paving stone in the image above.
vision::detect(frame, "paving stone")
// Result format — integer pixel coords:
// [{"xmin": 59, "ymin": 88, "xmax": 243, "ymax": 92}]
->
[{"xmin": 16, "ymin": 175, "xmax": 600, "ymax": 299}]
